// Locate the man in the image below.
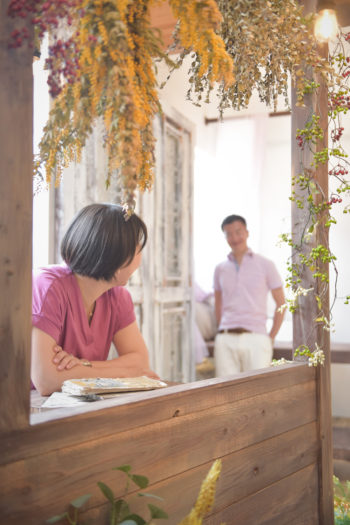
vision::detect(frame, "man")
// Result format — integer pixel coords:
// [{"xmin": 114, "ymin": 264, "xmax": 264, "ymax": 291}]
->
[{"xmin": 213, "ymin": 214, "xmax": 285, "ymax": 376}]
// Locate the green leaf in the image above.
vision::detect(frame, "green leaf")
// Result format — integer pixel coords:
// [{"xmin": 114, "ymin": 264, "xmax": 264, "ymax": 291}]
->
[
  {"xmin": 46, "ymin": 513, "xmax": 68, "ymax": 524},
  {"xmin": 70, "ymin": 494, "xmax": 91, "ymax": 509},
  {"xmin": 130, "ymin": 474, "xmax": 149, "ymax": 489},
  {"xmin": 114, "ymin": 499, "xmax": 130, "ymax": 521},
  {"xmin": 121, "ymin": 514, "xmax": 146, "ymax": 525},
  {"xmin": 148, "ymin": 504, "xmax": 169, "ymax": 519},
  {"xmin": 119, "ymin": 521, "xmax": 139, "ymax": 525},
  {"xmin": 97, "ymin": 481, "xmax": 115, "ymax": 503},
  {"xmin": 113, "ymin": 465, "xmax": 132, "ymax": 473},
  {"xmin": 138, "ymin": 492, "xmax": 164, "ymax": 501}
]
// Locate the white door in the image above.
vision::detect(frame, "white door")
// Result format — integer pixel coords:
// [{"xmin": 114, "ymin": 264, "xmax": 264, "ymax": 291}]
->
[{"xmin": 139, "ymin": 111, "xmax": 195, "ymax": 382}]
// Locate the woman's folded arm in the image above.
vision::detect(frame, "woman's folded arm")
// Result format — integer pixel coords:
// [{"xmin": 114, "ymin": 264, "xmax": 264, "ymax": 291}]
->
[{"xmin": 31, "ymin": 322, "xmax": 159, "ymax": 396}]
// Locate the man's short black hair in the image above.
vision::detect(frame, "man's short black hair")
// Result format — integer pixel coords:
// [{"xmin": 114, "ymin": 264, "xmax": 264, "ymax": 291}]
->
[
  {"xmin": 61, "ymin": 203, "xmax": 147, "ymax": 281},
  {"xmin": 221, "ymin": 214, "xmax": 247, "ymax": 231}
]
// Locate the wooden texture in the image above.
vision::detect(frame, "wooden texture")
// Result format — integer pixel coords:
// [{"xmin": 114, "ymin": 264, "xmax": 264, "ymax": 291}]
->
[
  {"xmin": 333, "ymin": 426, "xmax": 350, "ymax": 461},
  {"xmin": 0, "ymin": 2, "xmax": 334, "ymax": 524},
  {"xmin": 0, "ymin": 1, "xmax": 32, "ymax": 431},
  {"xmin": 315, "ymin": 41, "xmax": 334, "ymax": 525},
  {"xmin": 334, "ymin": 0, "xmax": 350, "ymax": 28},
  {"xmin": 291, "ymin": 2, "xmax": 333, "ymax": 522},
  {"xmin": 150, "ymin": 1, "xmax": 177, "ymax": 50},
  {"xmin": 209, "ymin": 340, "xmax": 350, "ymax": 363},
  {"xmin": 291, "ymin": 0, "xmax": 320, "ymax": 353},
  {"xmin": 1, "ymin": 363, "xmax": 314, "ymax": 464},
  {"xmin": 0, "ymin": 365, "xmax": 319, "ymax": 525},
  {"xmin": 205, "ymin": 464, "xmax": 319, "ymax": 525}
]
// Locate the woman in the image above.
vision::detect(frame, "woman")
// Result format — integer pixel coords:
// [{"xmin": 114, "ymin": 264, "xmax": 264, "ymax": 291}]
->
[{"xmin": 31, "ymin": 203, "xmax": 158, "ymax": 395}]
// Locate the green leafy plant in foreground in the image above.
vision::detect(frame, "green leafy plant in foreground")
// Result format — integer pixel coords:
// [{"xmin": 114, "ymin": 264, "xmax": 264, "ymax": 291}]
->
[
  {"xmin": 46, "ymin": 494, "xmax": 92, "ymax": 525},
  {"xmin": 47, "ymin": 460, "xmax": 223, "ymax": 525},
  {"xmin": 334, "ymin": 475, "xmax": 350, "ymax": 525},
  {"xmin": 46, "ymin": 464, "xmax": 168, "ymax": 525}
]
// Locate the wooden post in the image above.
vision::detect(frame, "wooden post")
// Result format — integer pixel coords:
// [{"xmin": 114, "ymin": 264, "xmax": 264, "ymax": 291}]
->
[
  {"xmin": 315, "ymin": 40, "xmax": 334, "ymax": 525},
  {"xmin": 0, "ymin": 2, "xmax": 33, "ymax": 431},
  {"xmin": 291, "ymin": 1, "xmax": 333, "ymax": 522}
]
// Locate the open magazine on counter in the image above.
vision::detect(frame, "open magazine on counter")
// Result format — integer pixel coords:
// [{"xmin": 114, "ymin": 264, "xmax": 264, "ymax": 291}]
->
[
  {"xmin": 61, "ymin": 376, "xmax": 168, "ymax": 395},
  {"xmin": 40, "ymin": 376, "xmax": 168, "ymax": 408}
]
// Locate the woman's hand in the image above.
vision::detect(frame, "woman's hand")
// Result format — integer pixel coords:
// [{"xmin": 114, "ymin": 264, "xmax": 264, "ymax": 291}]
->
[
  {"xmin": 32, "ymin": 326, "xmax": 160, "ymax": 396},
  {"xmin": 135, "ymin": 367, "xmax": 160, "ymax": 380},
  {"xmin": 52, "ymin": 345, "xmax": 81, "ymax": 371}
]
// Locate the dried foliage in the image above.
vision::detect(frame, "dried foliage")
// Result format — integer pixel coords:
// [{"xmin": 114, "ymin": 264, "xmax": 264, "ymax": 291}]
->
[
  {"xmin": 36, "ymin": 0, "xmax": 168, "ymax": 210},
  {"xmin": 178, "ymin": 459, "xmax": 222, "ymax": 525},
  {"xmin": 8, "ymin": 0, "xmax": 336, "ymax": 209},
  {"xmin": 14, "ymin": 0, "xmax": 233, "ymax": 210},
  {"xmin": 209, "ymin": 0, "xmax": 331, "ymax": 113}
]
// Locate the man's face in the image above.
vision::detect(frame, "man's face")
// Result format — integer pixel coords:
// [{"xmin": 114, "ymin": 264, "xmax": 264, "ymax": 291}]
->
[{"xmin": 223, "ymin": 221, "xmax": 249, "ymax": 254}]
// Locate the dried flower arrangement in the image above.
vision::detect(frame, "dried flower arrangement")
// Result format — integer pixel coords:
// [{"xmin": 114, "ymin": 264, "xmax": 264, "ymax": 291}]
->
[{"xmin": 8, "ymin": 0, "xmax": 332, "ymax": 211}]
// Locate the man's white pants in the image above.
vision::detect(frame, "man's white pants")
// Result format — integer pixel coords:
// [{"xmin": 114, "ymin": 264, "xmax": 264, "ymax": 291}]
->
[{"xmin": 214, "ymin": 332, "xmax": 273, "ymax": 377}]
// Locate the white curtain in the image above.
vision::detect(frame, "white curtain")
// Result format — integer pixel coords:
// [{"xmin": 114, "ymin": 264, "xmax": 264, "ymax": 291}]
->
[{"xmin": 193, "ymin": 114, "xmax": 268, "ymax": 292}]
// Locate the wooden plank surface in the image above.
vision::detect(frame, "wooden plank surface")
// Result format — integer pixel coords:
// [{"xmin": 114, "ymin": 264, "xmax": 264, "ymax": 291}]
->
[
  {"xmin": 0, "ymin": 380, "xmax": 317, "ymax": 524},
  {"xmin": 77, "ymin": 422, "xmax": 319, "ymax": 525},
  {"xmin": 0, "ymin": 364, "xmax": 315, "ymax": 466},
  {"xmin": 0, "ymin": 1, "xmax": 33, "ymax": 432},
  {"xmin": 204, "ymin": 463, "xmax": 319, "ymax": 525},
  {"xmin": 335, "ymin": 0, "xmax": 350, "ymax": 28},
  {"xmin": 315, "ymin": 40, "xmax": 334, "ymax": 525},
  {"xmin": 333, "ymin": 427, "xmax": 350, "ymax": 461},
  {"xmin": 150, "ymin": 1, "xmax": 177, "ymax": 50},
  {"xmin": 291, "ymin": 2, "xmax": 333, "ymax": 522}
]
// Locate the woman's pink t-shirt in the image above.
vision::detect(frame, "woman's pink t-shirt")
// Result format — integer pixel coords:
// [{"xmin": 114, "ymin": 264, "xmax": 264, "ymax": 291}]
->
[{"xmin": 32, "ymin": 264, "xmax": 135, "ymax": 361}]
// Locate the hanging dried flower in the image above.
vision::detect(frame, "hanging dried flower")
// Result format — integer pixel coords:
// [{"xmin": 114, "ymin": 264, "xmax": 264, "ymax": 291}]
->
[
  {"xmin": 178, "ymin": 459, "xmax": 222, "ymax": 525},
  {"xmin": 8, "ymin": 0, "xmax": 337, "ymax": 210},
  {"xmin": 198, "ymin": 0, "xmax": 332, "ymax": 113},
  {"xmin": 8, "ymin": 0, "xmax": 234, "ymax": 210}
]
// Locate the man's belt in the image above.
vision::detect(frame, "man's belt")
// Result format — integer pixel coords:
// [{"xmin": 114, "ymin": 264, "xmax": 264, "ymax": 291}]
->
[{"xmin": 218, "ymin": 328, "xmax": 251, "ymax": 334}]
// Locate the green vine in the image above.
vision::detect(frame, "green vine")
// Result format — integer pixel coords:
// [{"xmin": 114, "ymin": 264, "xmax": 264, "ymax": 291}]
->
[
  {"xmin": 334, "ymin": 475, "xmax": 350, "ymax": 524},
  {"xmin": 281, "ymin": 29, "xmax": 350, "ymax": 364}
]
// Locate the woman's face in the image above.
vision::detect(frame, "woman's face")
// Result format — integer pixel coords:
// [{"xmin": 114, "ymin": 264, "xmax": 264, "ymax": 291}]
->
[{"xmin": 114, "ymin": 246, "xmax": 142, "ymax": 285}]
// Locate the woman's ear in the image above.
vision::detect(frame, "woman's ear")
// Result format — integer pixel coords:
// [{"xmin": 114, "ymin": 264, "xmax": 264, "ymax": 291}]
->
[{"xmin": 112, "ymin": 269, "xmax": 120, "ymax": 284}]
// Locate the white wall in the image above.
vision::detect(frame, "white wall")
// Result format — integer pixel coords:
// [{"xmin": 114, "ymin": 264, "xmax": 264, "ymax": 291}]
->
[
  {"xmin": 158, "ymin": 55, "xmax": 350, "ymax": 344},
  {"xmin": 158, "ymin": 55, "xmax": 350, "ymax": 416}
]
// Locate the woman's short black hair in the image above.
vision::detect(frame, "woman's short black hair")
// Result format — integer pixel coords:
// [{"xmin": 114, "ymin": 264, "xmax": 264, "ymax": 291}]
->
[{"xmin": 61, "ymin": 203, "xmax": 147, "ymax": 281}]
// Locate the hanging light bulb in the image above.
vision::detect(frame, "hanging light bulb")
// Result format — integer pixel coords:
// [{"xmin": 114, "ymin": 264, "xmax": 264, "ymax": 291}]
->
[{"xmin": 314, "ymin": 1, "xmax": 338, "ymax": 42}]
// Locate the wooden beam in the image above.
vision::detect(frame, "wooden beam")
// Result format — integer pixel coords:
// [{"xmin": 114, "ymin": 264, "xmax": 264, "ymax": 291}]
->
[
  {"xmin": 291, "ymin": 1, "xmax": 333, "ymax": 522},
  {"xmin": 315, "ymin": 41, "xmax": 334, "ymax": 525},
  {"xmin": 204, "ymin": 111, "xmax": 291, "ymax": 125},
  {"xmin": 334, "ymin": 0, "xmax": 350, "ymax": 28},
  {"xmin": 150, "ymin": 1, "xmax": 177, "ymax": 50},
  {"xmin": 0, "ymin": 2, "xmax": 33, "ymax": 431}
]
